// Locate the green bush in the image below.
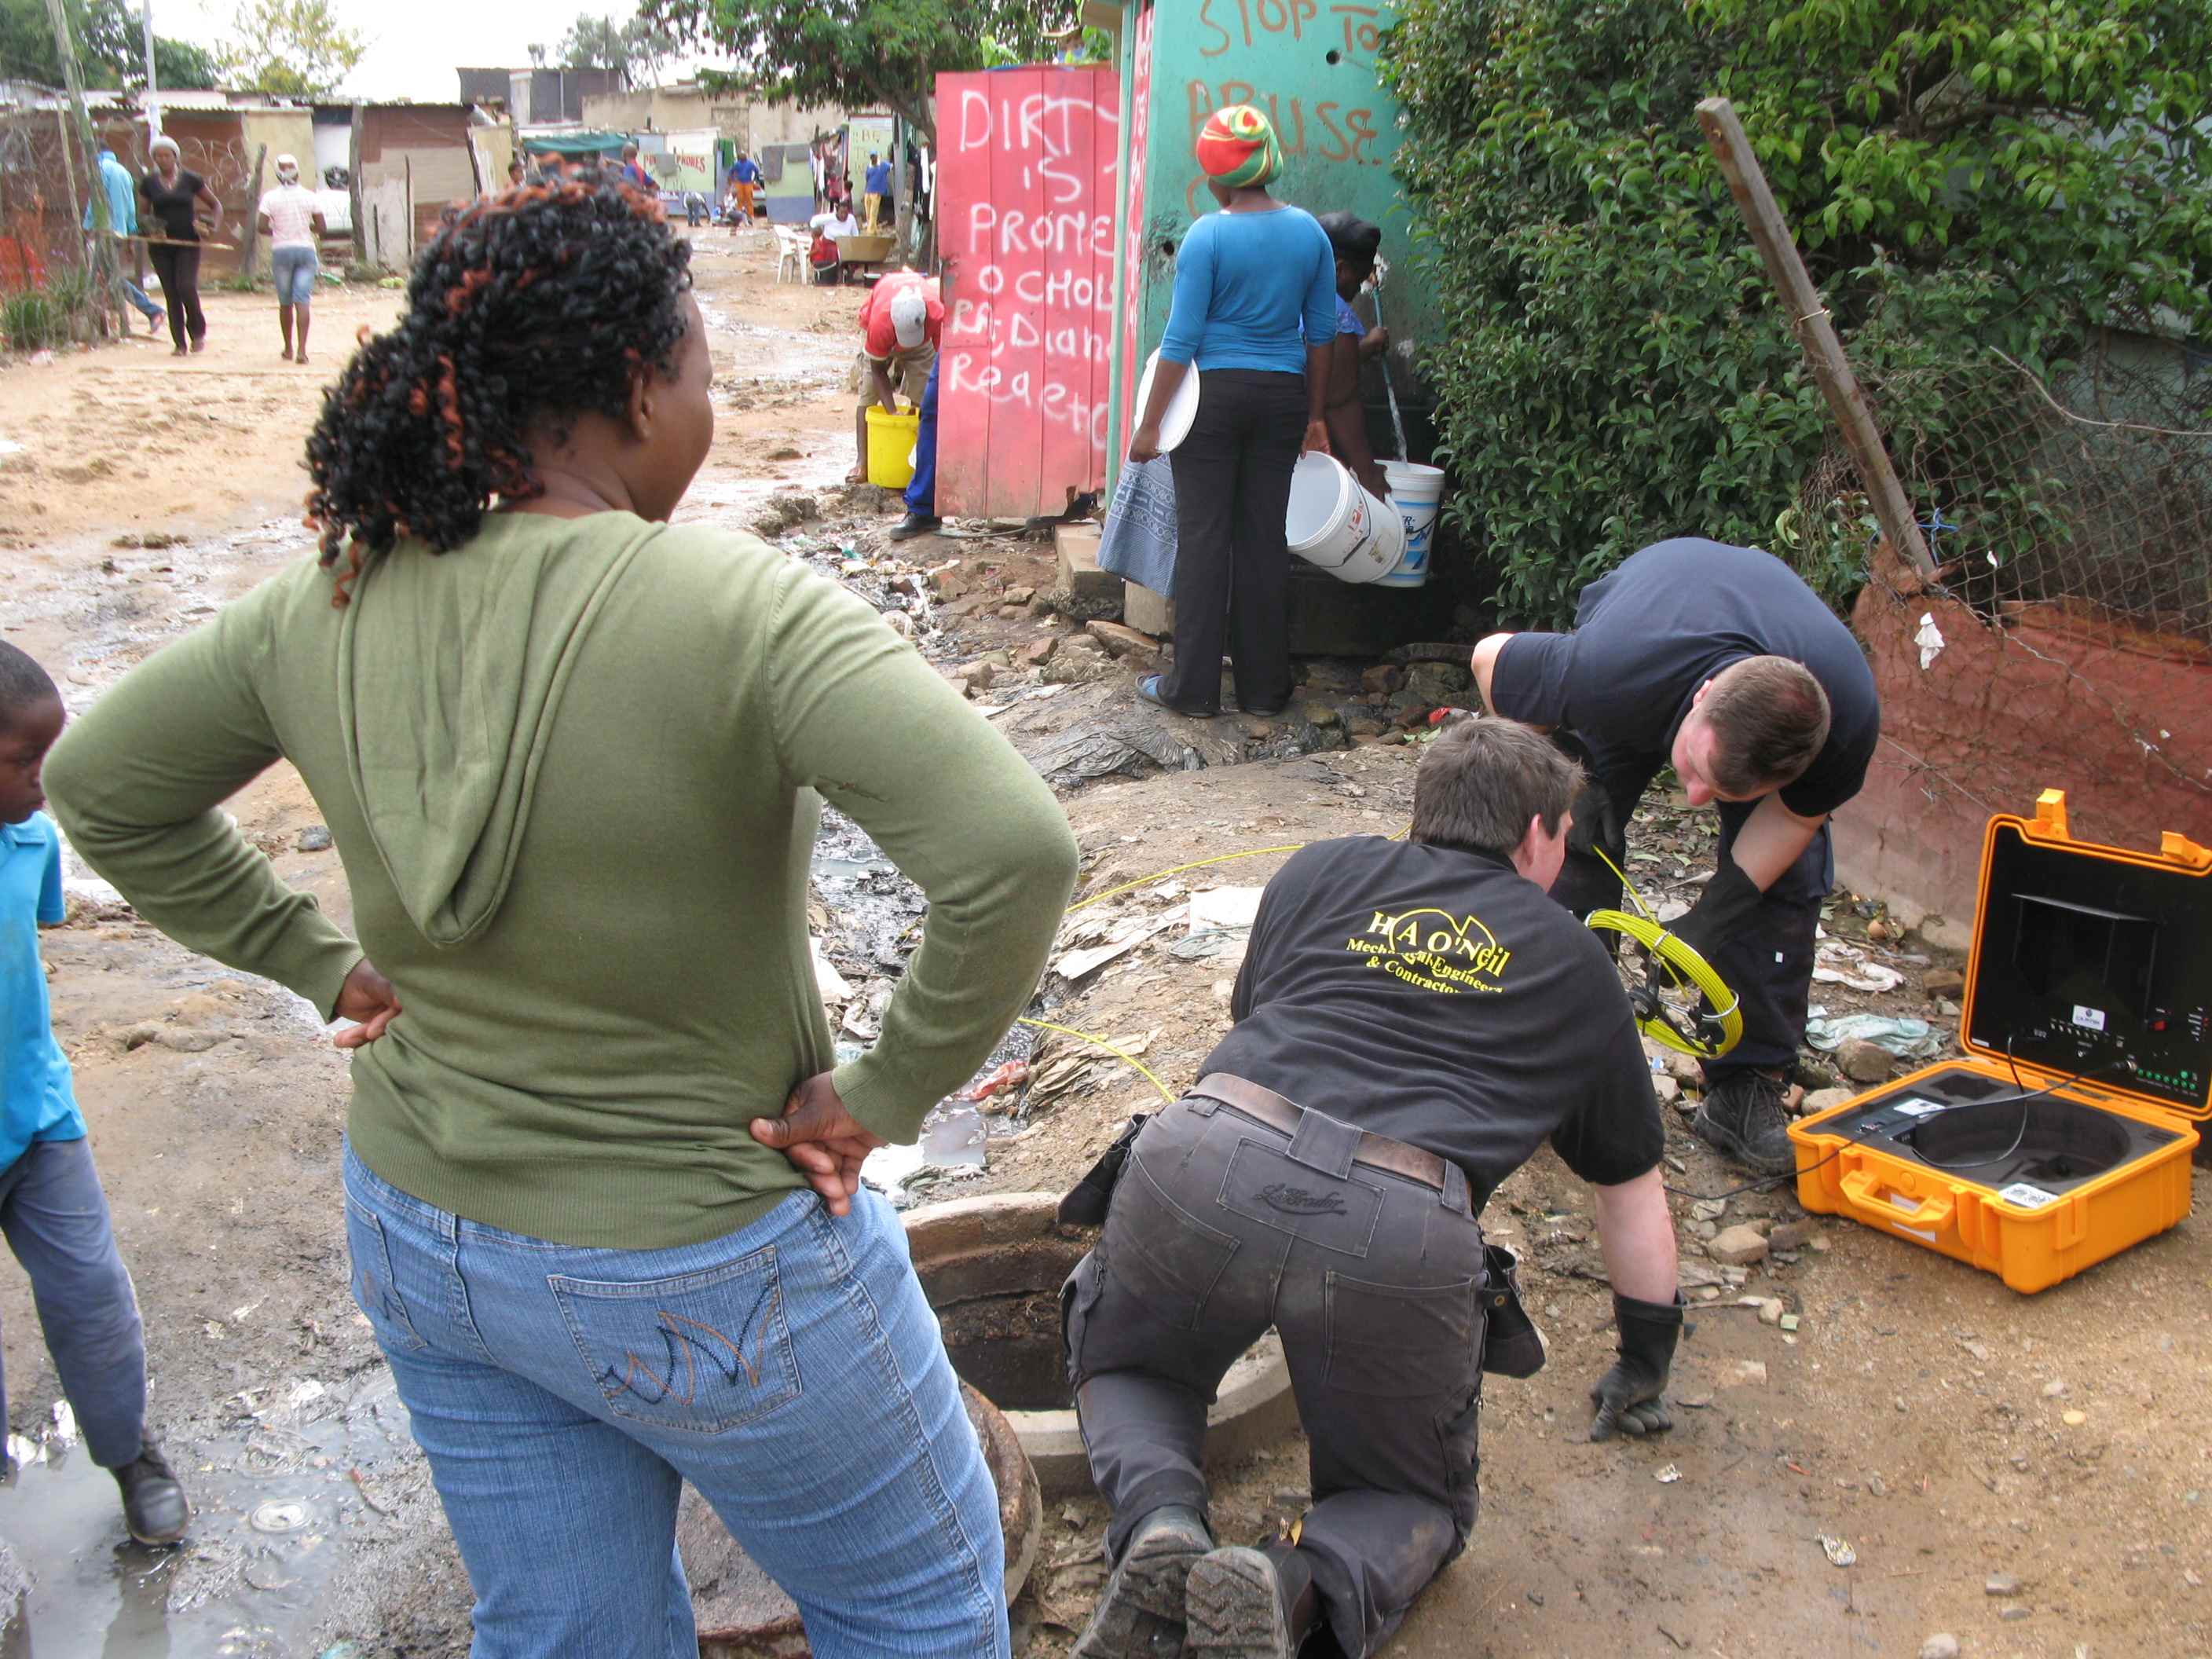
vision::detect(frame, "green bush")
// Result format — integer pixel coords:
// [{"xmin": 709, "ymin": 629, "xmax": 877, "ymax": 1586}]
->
[
  {"xmin": 1381, "ymin": 0, "xmax": 2212, "ymax": 625},
  {"xmin": 2, "ymin": 288, "xmax": 63, "ymax": 351}
]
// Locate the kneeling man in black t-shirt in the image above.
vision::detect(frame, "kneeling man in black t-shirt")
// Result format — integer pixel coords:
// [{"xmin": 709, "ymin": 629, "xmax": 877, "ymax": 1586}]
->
[
  {"xmin": 1064, "ymin": 719, "xmax": 1681, "ymax": 1659},
  {"xmin": 1470, "ymin": 537, "xmax": 1881, "ymax": 1177}
]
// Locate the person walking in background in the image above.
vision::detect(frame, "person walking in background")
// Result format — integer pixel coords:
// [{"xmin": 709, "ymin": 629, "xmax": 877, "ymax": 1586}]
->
[
  {"xmin": 727, "ymin": 150, "xmax": 761, "ymax": 229},
  {"xmin": 257, "ymin": 154, "xmax": 326, "ymax": 365},
  {"xmin": 83, "ymin": 147, "xmax": 163, "ymax": 336},
  {"xmin": 1126, "ymin": 104, "xmax": 1334, "ymax": 719},
  {"xmin": 46, "ymin": 178, "xmax": 1075, "ymax": 1658},
  {"xmin": 862, "ymin": 151, "xmax": 892, "ymax": 229},
  {"xmin": 507, "ymin": 158, "xmax": 526, "ymax": 189},
  {"xmin": 138, "ymin": 135, "xmax": 219, "ymax": 356},
  {"xmin": 618, "ymin": 142, "xmax": 654, "ymax": 192},
  {"xmin": 0, "ymin": 643, "xmax": 192, "ymax": 1549}
]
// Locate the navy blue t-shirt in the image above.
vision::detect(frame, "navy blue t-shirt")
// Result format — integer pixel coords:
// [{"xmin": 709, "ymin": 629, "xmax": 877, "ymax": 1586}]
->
[
  {"xmin": 1202, "ymin": 836, "xmax": 1662, "ymax": 1211},
  {"xmin": 1491, "ymin": 537, "xmax": 1880, "ymax": 818}
]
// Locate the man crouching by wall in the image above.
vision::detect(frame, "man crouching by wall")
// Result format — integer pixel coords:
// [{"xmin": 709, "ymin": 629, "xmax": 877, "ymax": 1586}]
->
[{"xmin": 1060, "ymin": 717, "xmax": 1683, "ymax": 1659}]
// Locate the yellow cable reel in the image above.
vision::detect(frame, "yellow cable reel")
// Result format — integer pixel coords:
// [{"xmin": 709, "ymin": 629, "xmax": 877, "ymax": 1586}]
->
[{"xmin": 1584, "ymin": 850, "xmax": 1744, "ymax": 1061}]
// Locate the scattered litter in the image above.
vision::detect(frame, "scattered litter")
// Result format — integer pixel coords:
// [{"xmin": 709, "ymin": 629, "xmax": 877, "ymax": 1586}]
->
[
  {"xmin": 809, "ymin": 938, "xmax": 853, "ymax": 1004},
  {"xmin": 1818, "ymin": 1534, "xmax": 1859, "ymax": 1567},
  {"xmin": 1812, "ymin": 946, "xmax": 1908, "ymax": 992},
  {"xmin": 251, "ymin": 1499, "xmax": 312, "ymax": 1533},
  {"xmin": 49, "ymin": 1399, "xmax": 77, "ymax": 1445},
  {"xmin": 2062, "ymin": 1409, "xmax": 2087, "ymax": 1426},
  {"xmin": 1170, "ymin": 927, "xmax": 1249, "ymax": 962},
  {"xmin": 0, "ymin": 438, "xmax": 22, "ymax": 456},
  {"xmin": 1779, "ymin": 1313, "xmax": 1800, "ymax": 1332},
  {"xmin": 1804, "ymin": 1012, "xmax": 1943, "ymax": 1059},
  {"xmin": 1188, "ymin": 885, "xmax": 1265, "ymax": 931},
  {"xmin": 955, "ymin": 1060, "xmax": 1030, "ymax": 1102},
  {"xmin": 1655, "ymin": 1463, "xmax": 1683, "ymax": 1483},
  {"xmin": 1914, "ymin": 612, "xmax": 1946, "ymax": 669},
  {"xmin": 1053, "ymin": 906, "xmax": 1187, "ymax": 980}
]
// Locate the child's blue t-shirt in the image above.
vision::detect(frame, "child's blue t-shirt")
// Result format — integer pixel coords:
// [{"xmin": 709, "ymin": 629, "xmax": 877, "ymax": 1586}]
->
[
  {"xmin": 2, "ymin": 811, "xmax": 85, "ymax": 1171},
  {"xmin": 1159, "ymin": 206, "xmax": 1339, "ymax": 376}
]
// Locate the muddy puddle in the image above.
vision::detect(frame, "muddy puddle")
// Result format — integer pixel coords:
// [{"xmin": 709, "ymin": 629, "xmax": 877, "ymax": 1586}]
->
[{"xmin": 1, "ymin": 1375, "xmax": 415, "ymax": 1659}]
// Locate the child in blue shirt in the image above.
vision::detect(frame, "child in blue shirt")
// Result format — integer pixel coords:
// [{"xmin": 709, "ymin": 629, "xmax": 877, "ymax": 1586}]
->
[{"xmin": 0, "ymin": 642, "xmax": 189, "ymax": 1544}]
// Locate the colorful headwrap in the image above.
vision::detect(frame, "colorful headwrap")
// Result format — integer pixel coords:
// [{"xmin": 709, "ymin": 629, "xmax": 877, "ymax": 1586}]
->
[{"xmin": 1196, "ymin": 104, "xmax": 1284, "ymax": 189}]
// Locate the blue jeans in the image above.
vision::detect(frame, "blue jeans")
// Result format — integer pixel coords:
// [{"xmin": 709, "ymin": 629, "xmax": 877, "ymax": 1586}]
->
[
  {"xmin": 342, "ymin": 1145, "xmax": 1007, "ymax": 1659},
  {"xmin": 121, "ymin": 278, "xmax": 161, "ymax": 322},
  {"xmin": 0, "ymin": 1135, "xmax": 147, "ymax": 1468},
  {"xmin": 905, "ymin": 353, "xmax": 939, "ymax": 517},
  {"xmin": 271, "ymin": 244, "xmax": 318, "ymax": 306}
]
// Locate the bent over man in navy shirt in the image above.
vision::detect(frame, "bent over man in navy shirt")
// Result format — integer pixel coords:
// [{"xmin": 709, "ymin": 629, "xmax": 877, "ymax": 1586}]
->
[
  {"xmin": 1470, "ymin": 537, "xmax": 1881, "ymax": 1176},
  {"xmin": 1064, "ymin": 719, "xmax": 1681, "ymax": 1659}
]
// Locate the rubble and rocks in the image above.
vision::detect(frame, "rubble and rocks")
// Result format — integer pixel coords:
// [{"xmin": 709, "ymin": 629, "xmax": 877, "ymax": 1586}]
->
[
  {"xmin": 1707, "ymin": 1224, "xmax": 1771, "ymax": 1266},
  {"xmin": 1837, "ymin": 1038, "xmax": 1895, "ymax": 1084}
]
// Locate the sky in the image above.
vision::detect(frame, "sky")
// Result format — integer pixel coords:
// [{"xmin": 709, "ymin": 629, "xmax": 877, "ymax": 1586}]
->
[{"xmin": 151, "ymin": 0, "xmax": 709, "ymax": 103}]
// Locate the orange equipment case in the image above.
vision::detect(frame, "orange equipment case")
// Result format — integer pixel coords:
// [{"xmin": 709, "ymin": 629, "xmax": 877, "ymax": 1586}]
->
[{"xmin": 1789, "ymin": 790, "xmax": 2208, "ymax": 1292}]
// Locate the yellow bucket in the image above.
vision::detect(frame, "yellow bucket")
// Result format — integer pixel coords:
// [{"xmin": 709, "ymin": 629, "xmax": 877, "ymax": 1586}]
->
[{"xmin": 866, "ymin": 404, "xmax": 920, "ymax": 489}]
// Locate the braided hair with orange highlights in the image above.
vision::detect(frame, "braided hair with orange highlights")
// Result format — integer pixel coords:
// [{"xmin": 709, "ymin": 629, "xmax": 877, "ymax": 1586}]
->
[{"xmin": 305, "ymin": 172, "xmax": 693, "ymax": 602}]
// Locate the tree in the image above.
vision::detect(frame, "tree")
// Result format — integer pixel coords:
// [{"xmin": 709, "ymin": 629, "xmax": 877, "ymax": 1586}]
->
[
  {"xmin": 220, "ymin": 0, "xmax": 365, "ymax": 97},
  {"xmin": 557, "ymin": 11, "xmax": 677, "ymax": 86},
  {"xmin": 1382, "ymin": 0, "xmax": 2212, "ymax": 624},
  {"xmin": 639, "ymin": 0, "xmax": 1077, "ymax": 141},
  {"xmin": 0, "ymin": 0, "xmax": 220, "ymax": 90}
]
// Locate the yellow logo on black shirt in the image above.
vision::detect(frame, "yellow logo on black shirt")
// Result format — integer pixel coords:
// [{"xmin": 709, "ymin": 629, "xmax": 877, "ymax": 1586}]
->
[{"xmin": 1344, "ymin": 906, "xmax": 1512, "ymax": 994}]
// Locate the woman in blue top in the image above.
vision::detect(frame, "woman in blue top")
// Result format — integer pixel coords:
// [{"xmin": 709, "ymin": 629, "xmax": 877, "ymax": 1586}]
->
[{"xmin": 1127, "ymin": 105, "xmax": 1335, "ymax": 718}]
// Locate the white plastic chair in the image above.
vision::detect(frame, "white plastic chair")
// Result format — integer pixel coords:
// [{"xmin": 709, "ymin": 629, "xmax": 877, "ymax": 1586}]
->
[{"xmin": 774, "ymin": 225, "xmax": 809, "ymax": 285}]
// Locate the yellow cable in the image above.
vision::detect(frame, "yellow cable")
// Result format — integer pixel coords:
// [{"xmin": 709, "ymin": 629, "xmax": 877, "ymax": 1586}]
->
[
  {"xmin": 1068, "ymin": 844, "xmax": 1309, "ymax": 913},
  {"xmin": 1581, "ymin": 847, "xmax": 1741, "ymax": 1058},
  {"xmin": 1017, "ymin": 1018, "xmax": 1177, "ymax": 1102}
]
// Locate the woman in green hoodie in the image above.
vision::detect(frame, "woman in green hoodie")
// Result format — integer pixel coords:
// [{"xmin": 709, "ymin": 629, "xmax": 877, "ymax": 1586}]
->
[{"xmin": 46, "ymin": 177, "xmax": 1075, "ymax": 1657}]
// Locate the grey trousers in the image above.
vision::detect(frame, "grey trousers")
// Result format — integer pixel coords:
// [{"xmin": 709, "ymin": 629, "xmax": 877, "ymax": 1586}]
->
[
  {"xmin": 0, "ymin": 1135, "xmax": 148, "ymax": 1468},
  {"xmin": 1064, "ymin": 1094, "xmax": 1486, "ymax": 1658}
]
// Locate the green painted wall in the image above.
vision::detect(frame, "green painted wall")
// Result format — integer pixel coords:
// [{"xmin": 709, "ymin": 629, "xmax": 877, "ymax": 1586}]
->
[{"xmin": 1108, "ymin": 0, "xmax": 1436, "ymax": 477}]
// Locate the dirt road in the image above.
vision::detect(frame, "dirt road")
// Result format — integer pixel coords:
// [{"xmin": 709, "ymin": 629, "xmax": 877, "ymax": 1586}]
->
[{"xmin": 3, "ymin": 228, "xmax": 2208, "ymax": 1659}]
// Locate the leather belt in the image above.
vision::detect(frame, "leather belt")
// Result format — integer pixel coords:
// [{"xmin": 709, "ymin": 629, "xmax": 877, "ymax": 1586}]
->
[{"xmin": 1187, "ymin": 1072, "xmax": 1451, "ymax": 1193}]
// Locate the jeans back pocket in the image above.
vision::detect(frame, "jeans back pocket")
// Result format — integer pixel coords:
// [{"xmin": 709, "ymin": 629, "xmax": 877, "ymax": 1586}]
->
[
  {"xmin": 345, "ymin": 1195, "xmax": 430, "ymax": 1355},
  {"xmin": 549, "ymin": 1247, "xmax": 800, "ymax": 1435}
]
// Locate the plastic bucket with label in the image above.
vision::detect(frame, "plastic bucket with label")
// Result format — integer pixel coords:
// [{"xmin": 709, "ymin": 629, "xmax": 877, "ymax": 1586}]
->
[
  {"xmin": 1375, "ymin": 460, "xmax": 1446, "ymax": 588},
  {"xmin": 1285, "ymin": 453, "xmax": 1396, "ymax": 584}
]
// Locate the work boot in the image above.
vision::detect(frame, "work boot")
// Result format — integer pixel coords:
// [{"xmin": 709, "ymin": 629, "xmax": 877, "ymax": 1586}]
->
[
  {"xmin": 1073, "ymin": 1504, "xmax": 1214, "ymax": 1659},
  {"xmin": 1692, "ymin": 1068, "xmax": 1797, "ymax": 1177},
  {"xmin": 887, "ymin": 511, "xmax": 942, "ymax": 542},
  {"xmin": 113, "ymin": 1441, "xmax": 190, "ymax": 1545},
  {"xmin": 1185, "ymin": 1542, "xmax": 1321, "ymax": 1658}
]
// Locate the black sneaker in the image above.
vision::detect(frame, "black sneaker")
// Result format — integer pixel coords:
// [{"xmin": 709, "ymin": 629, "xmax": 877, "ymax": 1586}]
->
[
  {"xmin": 113, "ymin": 1441, "xmax": 190, "ymax": 1545},
  {"xmin": 1073, "ymin": 1505, "xmax": 1214, "ymax": 1659},
  {"xmin": 1692, "ymin": 1069, "xmax": 1797, "ymax": 1177},
  {"xmin": 1185, "ymin": 1545, "xmax": 1310, "ymax": 1658},
  {"xmin": 886, "ymin": 512, "xmax": 941, "ymax": 542}
]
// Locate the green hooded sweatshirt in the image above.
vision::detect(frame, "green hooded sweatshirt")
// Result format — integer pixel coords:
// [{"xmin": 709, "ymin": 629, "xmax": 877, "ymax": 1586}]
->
[{"xmin": 46, "ymin": 515, "xmax": 1078, "ymax": 1248}]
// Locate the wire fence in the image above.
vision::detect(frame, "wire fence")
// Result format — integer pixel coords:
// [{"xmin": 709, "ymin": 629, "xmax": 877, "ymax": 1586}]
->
[{"xmin": 1793, "ymin": 338, "xmax": 2212, "ymax": 846}]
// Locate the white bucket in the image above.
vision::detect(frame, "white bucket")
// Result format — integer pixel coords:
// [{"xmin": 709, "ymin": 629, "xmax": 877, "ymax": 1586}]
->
[
  {"xmin": 1375, "ymin": 460, "xmax": 1447, "ymax": 588},
  {"xmin": 1133, "ymin": 349, "xmax": 1201, "ymax": 453},
  {"xmin": 1286, "ymin": 453, "xmax": 1396, "ymax": 584}
]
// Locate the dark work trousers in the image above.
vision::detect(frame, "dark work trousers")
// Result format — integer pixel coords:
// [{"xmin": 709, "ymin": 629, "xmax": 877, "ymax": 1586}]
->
[
  {"xmin": 146, "ymin": 243, "xmax": 204, "ymax": 349},
  {"xmin": 1548, "ymin": 736, "xmax": 1833, "ymax": 1079},
  {"xmin": 1064, "ymin": 1094, "xmax": 1486, "ymax": 1659},
  {"xmin": 1160, "ymin": 368, "xmax": 1307, "ymax": 714}
]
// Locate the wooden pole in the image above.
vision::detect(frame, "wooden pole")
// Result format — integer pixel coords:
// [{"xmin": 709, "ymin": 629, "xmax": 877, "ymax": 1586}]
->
[
  {"xmin": 347, "ymin": 103, "xmax": 365, "ymax": 266},
  {"xmin": 236, "ymin": 141, "xmax": 267, "ymax": 280},
  {"xmin": 41, "ymin": 0, "xmax": 129, "ymax": 336},
  {"xmin": 141, "ymin": 0, "xmax": 159, "ymax": 139},
  {"xmin": 1694, "ymin": 96, "xmax": 1937, "ymax": 582}
]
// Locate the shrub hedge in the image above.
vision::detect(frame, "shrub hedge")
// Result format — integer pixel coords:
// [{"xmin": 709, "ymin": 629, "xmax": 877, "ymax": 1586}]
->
[{"xmin": 1380, "ymin": 0, "xmax": 2212, "ymax": 624}]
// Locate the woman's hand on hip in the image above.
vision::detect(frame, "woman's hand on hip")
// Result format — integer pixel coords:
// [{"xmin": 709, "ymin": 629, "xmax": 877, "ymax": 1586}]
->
[
  {"xmin": 751, "ymin": 1071, "xmax": 887, "ymax": 1217},
  {"xmin": 1126, "ymin": 424, "xmax": 1163, "ymax": 464},
  {"xmin": 331, "ymin": 958, "xmax": 401, "ymax": 1049},
  {"xmin": 1300, "ymin": 420, "xmax": 1332, "ymax": 458}
]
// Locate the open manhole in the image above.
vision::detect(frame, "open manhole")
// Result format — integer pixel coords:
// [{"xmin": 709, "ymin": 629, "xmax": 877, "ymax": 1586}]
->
[{"xmin": 904, "ymin": 1192, "xmax": 1298, "ymax": 1499}]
